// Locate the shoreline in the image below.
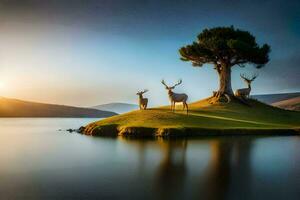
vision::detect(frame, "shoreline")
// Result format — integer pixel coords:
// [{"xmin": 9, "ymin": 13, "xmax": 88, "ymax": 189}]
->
[{"xmin": 81, "ymin": 125, "xmax": 300, "ymax": 138}]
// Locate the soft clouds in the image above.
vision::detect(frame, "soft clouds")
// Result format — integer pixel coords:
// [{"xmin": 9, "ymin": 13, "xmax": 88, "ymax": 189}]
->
[{"xmin": 0, "ymin": 0, "xmax": 299, "ymax": 105}]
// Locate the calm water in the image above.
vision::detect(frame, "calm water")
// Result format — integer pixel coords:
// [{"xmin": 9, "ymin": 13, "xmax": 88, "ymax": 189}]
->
[{"xmin": 0, "ymin": 118, "xmax": 299, "ymax": 200}]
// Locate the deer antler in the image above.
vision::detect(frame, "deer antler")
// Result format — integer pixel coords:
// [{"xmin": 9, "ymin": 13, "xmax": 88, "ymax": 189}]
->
[
  {"xmin": 161, "ymin": 79, "xmax": 168, "ymax": 87},
  {"xmin": 240, "ymin": 73, "xmax": 258, "ymax": 82},
  {"xmin": 141, "ymin": 89, "xmax": 148, "ymax": 94},
  {"xmin": 137, "ymin": 89, "xmax": 148, "ymax": 94},
  {"xmin": 172, "ymin": 79, "xmax": 182, "ymax": 88},
  {"xmin": 240, "ymin": 73, "xmax": 250, "ymax": 81},
  {"xmin": 250, "ymin": 73, "xmax": 258, "ymax": 81}
]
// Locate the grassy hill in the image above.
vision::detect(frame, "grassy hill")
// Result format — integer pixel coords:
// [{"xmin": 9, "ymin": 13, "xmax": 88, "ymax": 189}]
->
[
  {"xmin": 0, "ymin": 97, "xmax": 117, "ymax": 118},
  {"xmin": 92, "ymin": 102, "xmax": 138, "ymax": 114},
  {"xmin": 83, "ymin": 98, "xmax": 300, "ymax": 137},
  {"xmin": 272, "ymin": 96, "xmax": 300, "ymax": 111}
]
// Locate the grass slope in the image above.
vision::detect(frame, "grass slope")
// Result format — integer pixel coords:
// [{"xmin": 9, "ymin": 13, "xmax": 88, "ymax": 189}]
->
[{"xmin": 84, "ymin": 98, "xmax": 300, "ymax": 137}]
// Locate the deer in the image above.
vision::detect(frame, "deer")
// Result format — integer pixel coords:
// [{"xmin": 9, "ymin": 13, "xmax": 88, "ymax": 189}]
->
[
  {"xmin": 136, "ymin": 89, "xmax": 149, "ymax": 110},
  {"xmin": 161, "ymin": 79, "xmax": 189, "ymax": 114},
  {"xmin": 234, "ymin": 73, "xmax": 258, "ymax": 98}
]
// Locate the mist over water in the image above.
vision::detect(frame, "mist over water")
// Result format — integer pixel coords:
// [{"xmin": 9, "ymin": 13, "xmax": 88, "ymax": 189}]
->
[{"xmin": 0, "ymin": 118, "xmax": 299, "ymax": 200}]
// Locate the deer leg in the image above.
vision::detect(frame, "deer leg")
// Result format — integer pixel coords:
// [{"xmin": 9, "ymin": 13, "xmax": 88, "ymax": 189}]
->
[{"xmin": 184, "ymin": 102, "xmax": 188, "ymax": 115}]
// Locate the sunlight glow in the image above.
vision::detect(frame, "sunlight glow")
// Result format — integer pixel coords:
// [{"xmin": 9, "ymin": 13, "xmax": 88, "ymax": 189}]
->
[{"xmin": 0, "ymin": 81, "xmax": 7, "ymax": 92}]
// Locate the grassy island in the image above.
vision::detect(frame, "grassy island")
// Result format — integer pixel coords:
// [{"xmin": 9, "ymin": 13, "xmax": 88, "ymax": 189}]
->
[
  {"xmin": 81, "ymin": 26, "xmax": 300, "ymax": 138},
  {"xmin": 82, "ymin": 98, "xmax": 300, "ymax": 137}
]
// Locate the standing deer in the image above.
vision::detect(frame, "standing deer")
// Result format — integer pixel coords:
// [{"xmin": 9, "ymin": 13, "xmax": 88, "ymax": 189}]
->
[
  {"xmin": 136, "ymin": 89, "xmax": 149, "ymax": 110},
  {"xmin": 234, "ymin": 73, "xmax": 258, "ymax": 98},
  {"xmin": 161, "ymin": 79, "xmax": 188, "ymax": 114}
]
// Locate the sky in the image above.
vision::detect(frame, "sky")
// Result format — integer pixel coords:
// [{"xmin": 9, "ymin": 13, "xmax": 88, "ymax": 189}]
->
[{"xmin": 0, "ymin": 0, "xmax": 299, "ymax": 107}]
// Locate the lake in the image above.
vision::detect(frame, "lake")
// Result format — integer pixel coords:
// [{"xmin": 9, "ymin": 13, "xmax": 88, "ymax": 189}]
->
[{"xmin": 0, "ymin": 118, "xmax": 299, "ymax": 200}]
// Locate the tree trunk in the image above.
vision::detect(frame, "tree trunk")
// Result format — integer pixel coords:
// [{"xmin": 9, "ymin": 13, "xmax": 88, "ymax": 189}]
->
[
  {"xmin": 209, "ymin": 64, "xmax": 234, "ymax": 104},
  {"xmin": 218, "ymin": 65, "xmax": 233, "ymax": 96}
]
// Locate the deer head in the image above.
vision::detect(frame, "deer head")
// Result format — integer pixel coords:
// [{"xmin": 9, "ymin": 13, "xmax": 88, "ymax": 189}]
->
[
  {"xmin": 240, "ymin": 73, "xmax": 258, "ymax": 86},
  {"xmin": 161, "ymin": 79, "xmax": 182, "ymax": 91},
  {"xmin": 136, "ymin": 89, "xmax": 148, "ymax": 96}
]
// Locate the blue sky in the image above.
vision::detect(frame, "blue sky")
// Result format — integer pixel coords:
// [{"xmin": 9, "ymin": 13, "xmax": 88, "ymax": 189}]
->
[{"xmin": 0, "ymin": 0, "xmax": 299, "ymax": 106}]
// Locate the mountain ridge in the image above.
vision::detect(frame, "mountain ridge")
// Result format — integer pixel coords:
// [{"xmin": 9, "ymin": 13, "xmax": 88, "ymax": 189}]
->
[
  {"xmin": 252, "ymin": 92, "xmax": 300, "ymax": 104},
  {"xmin": 0, "ymin": 97, "xmax": 117, "ymax": 117},
  {"xmin": 272, "ymin": 96, "xmax": 300, "ymax": 111},
  {"xmin": 92, "ymin": 102, "xmax": 138, "ymax": 114}
]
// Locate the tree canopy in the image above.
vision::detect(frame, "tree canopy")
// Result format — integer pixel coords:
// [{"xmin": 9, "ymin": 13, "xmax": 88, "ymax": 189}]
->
[
  {"xmin": 179, "ymin": 26, "xmax": 271, "ymax": 101},
  {"xmin": 179, "ymin": 26, "xmax": 270, "ymax": 69}
]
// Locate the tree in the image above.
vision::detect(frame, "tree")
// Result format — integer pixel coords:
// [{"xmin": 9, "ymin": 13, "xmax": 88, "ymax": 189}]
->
[{"xmin": 179, "ymin": 26, "xmax": 270, "ymax": 101}]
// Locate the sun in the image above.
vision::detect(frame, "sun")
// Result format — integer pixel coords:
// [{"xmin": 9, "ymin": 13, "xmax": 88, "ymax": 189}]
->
[{"xmin": 0, "ymin": 81, "xmax": 6, "ymax": 91}]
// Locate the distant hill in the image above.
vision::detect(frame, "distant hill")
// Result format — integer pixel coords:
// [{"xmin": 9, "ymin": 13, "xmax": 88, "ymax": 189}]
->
[
  {"xmin": 272, "ymin": 96, "xmax": 300, "ymax": 111},
  {"xmin": 252, "ymin": 92, "xmax": 300, "ymax": 104},
  {"xmin": 0, "ymin": 97, "xmax": 117, "ymax": 117},
  {"xmin": 92, "ymin": 103, "xmax": 138, "ymax": 114}
]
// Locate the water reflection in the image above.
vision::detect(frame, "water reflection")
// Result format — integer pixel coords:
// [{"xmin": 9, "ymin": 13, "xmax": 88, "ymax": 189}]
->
[
  {"xmin": 0, "ymin": 119, "xmax": 299, "ymax": 200},
  {"xmin": 155, "ymin": 139, "xmax": 188, "ymax": 200},
  {"xmin": 201, "ymin": 140, "xmax": 233, "ymax": 200},
  {"xmin": 123, "ymin": 137, "xmax": 256, "ymax": 200},
  {"xmin": 200, "ymin": 139, "xmax": 253, "ymax": 200}
]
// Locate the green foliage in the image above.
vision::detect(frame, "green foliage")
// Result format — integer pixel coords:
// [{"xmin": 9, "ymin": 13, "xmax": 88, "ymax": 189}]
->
[{"xmin": 179, "ymin": 26, "xmax": 271, "ymax": 68}]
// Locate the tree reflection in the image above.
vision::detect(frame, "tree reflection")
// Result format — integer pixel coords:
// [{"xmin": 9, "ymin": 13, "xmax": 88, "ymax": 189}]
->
[
  {"xmin": 120, "ymin": 137, "xmax": 254, "ymax": 200},
  {"xmin": 153, "ymin": 137, "xmax": 253, "ymax": 200},
  {"xmin": 199, "ymin": 137, "xmax": 253, "ymax": 200},
  {"xmin": 154, "ymin": 139, "xmax": 188, "ymax": 200}
]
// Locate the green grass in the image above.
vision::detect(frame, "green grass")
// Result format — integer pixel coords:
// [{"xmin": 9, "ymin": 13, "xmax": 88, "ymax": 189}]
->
[{"xmin": 83, "ymin": 98, "xmax": 300, "ymax": 137}]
